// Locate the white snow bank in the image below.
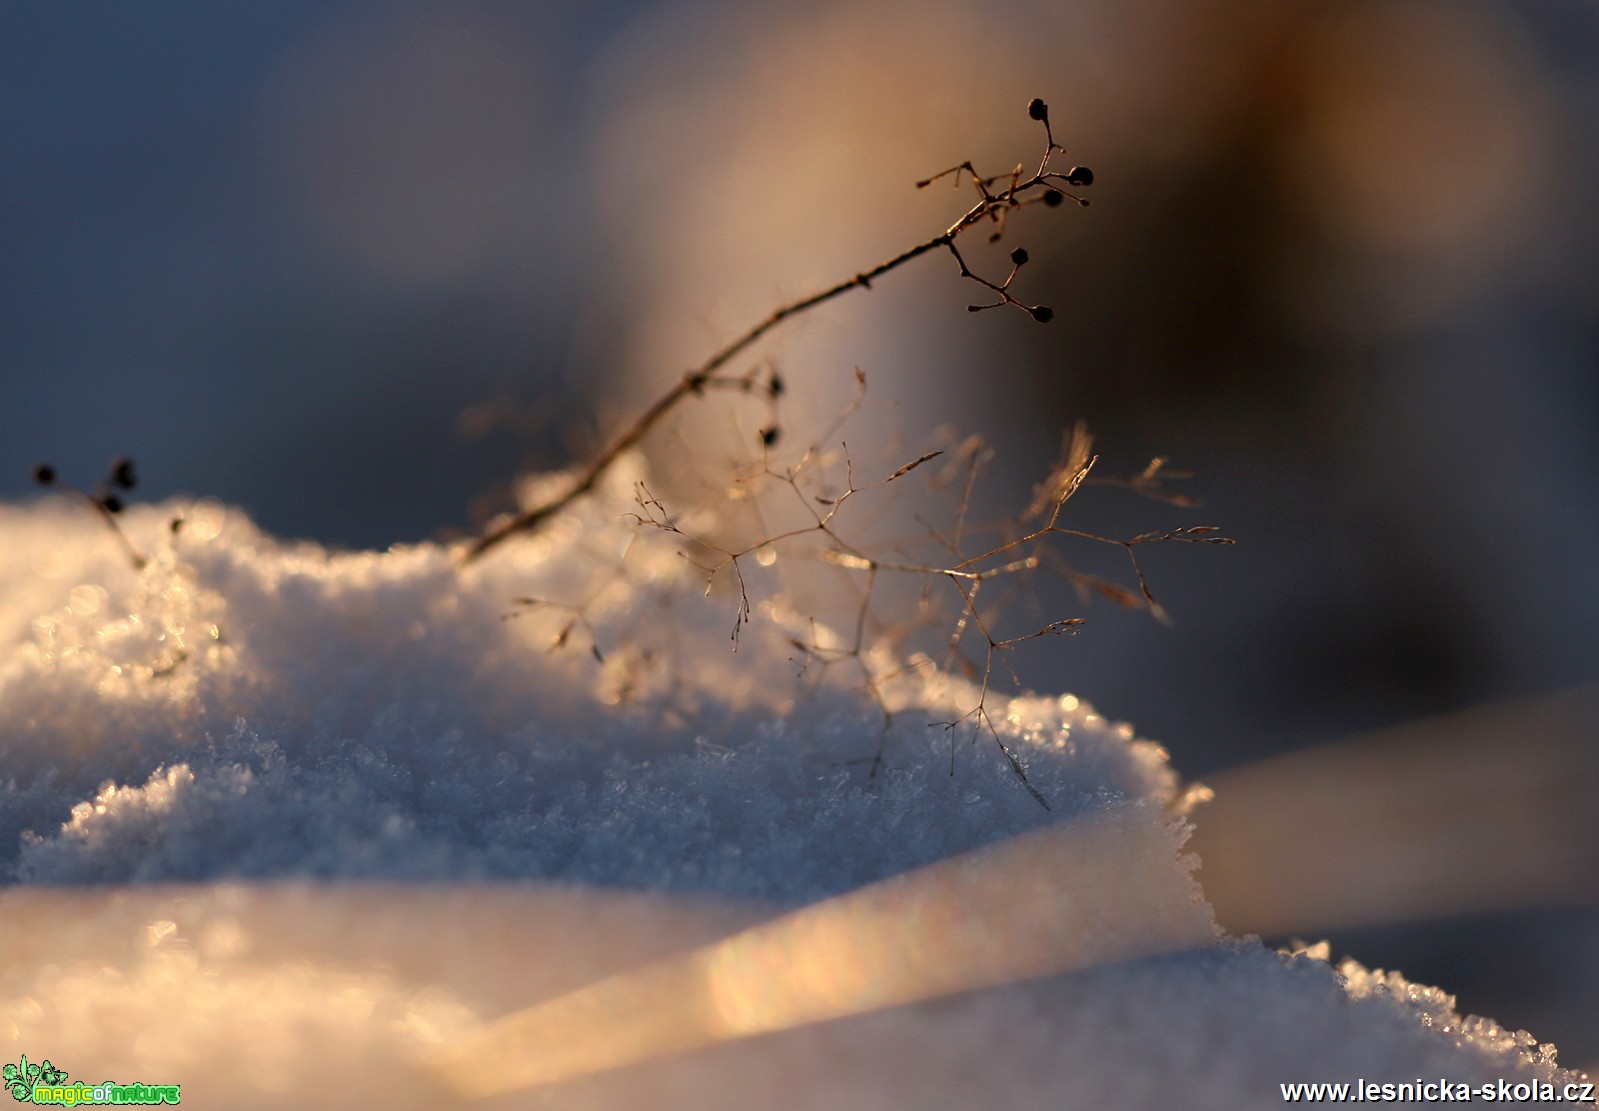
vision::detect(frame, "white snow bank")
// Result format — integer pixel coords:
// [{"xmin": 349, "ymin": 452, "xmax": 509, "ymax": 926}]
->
[
  {"xmin": 0, "ymin": 474, "xmax": 1177, "ymax": 893},
  {"xmin": 0, "ymin": 477, "xmax": 1589, "ymax": 1106}
]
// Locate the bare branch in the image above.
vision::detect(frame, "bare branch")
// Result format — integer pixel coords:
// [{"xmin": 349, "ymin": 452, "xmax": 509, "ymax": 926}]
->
[{"xmin": 462, "ymin": 101, "xmax": 1091, "ymax": 564}]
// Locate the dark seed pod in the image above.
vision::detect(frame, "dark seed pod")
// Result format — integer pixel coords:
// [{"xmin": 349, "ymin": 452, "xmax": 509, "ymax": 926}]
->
[
  {"xmin": 1043, "ymin": 190, "xmax": 1065, "ymax": 207},
  {"xmin": 1027, "ymin": 98, "xmax": 1049, "ymax": 122},
  {"xmin": 760, "ymin": 426, "xmax": 780, "ymax": 447},
  {"xmin": 101, "ymin": 494, "xmax": 124, "ymax": 514},
  {"xmin": 767, "ymin": 373, "xmax": 784, "ymax": 398},
  {"xmin": 1065, "ymin": 166, "xmax": 1094, "ymax": 187},
  {"xmin": 110, "ymin": 456, "xmax": 137, "ymax": 489},
  {"xmin": 1010, "ymin": 247, "xmax": 1029, "ymax": 267},
  {"xmin": 31, "ymin": 463, "xmax": 56, "ymax": 486},
  {"xmin": 1030, "ymin": 306, "xmax": 1055, "ymax": 324}
]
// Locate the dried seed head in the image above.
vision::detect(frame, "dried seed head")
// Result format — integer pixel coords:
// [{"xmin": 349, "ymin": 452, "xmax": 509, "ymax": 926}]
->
[
  {"xmin": 1065, "ymin": 166, "xmax": 1094, "ymax": 187},
  {"xmin": 110, "ymin": 456, "xmax": 137, "ymax": 489},
  {"xmin": 31, "ymin": 463, "xmax": 56, "ymax": 486},
  {"xmin": 1043, "ymin": 190, "xmax": 1065, "ymax": 207},
  {"xmin": 767, "ymin": 373, "xmax": 784, "ymax": 398},
  {"xmin": 101, "ymin": 494, "xmax": 124, "ymax": 514},
  {"xmin": 1030, "ymin": 306, "xmax": 1055, "ymax": 324},
  {"xmin": 1027, "ymin": 98, "xmax": 1049, "ymax": 122},
  {"xmin": 1010, "ymin": 247, "xmax": 1029, "ymax": 267},
  {"xmin": 760, "ymin": 426, "xmax": 780, "ymax": 447}
]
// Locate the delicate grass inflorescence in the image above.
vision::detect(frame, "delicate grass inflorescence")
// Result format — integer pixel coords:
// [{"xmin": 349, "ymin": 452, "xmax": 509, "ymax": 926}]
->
[
  {"xmin": 22, "ymin": 102, "xmax": 1228, "ymax": 810},
  {"xmin": 30, "ymin": 455, "xmax": 147, "ymax": 570},
  {"xmin": 473, "ymin": 100, "xmax": 1230, "ymax": 807},
  {"xmin": 462, "ymin": 98, "xmax": 1093, "ymax": 564}
]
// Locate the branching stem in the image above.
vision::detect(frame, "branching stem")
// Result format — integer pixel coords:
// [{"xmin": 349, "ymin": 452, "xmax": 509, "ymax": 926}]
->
[{"xmin": 461, "ymin": 103, "xmax": 1089, "ymax": 564}]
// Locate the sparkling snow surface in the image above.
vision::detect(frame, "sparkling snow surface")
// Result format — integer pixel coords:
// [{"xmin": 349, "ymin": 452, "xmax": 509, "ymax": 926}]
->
[{"xmin": 0, "ymin": 476, "xmax": 1587, "ymax": 1107}]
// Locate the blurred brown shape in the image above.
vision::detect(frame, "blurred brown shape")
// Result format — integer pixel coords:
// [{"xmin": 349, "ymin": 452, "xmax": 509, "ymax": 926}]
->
[{"xmin": 1192, "ymin": 685, "xmax": 1599, "ymax": 938}]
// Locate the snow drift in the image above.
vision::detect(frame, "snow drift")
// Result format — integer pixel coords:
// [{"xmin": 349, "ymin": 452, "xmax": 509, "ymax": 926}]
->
[{"xmin": 0, "ymin": 474, "xmax": 1587, "ymax": 1107}]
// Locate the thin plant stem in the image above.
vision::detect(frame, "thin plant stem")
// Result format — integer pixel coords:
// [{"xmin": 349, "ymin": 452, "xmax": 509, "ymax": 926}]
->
[{"xmin": 461, "ymin": 101, "xmax": 1089, "ymax": 565}]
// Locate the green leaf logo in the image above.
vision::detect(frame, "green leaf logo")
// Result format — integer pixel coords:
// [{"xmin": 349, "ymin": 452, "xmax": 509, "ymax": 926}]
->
[
  {"xmin": 2, "ymin": 1055, "xmax": 67, "ymax": 1100},
  {"xmin": 3, "ymin": 1055, "xmax": 30, "ymax": 1102}
]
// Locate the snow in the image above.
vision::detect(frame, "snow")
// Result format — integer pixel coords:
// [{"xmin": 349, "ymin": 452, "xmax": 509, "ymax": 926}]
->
[{"xmin": 0, "ymin": 469, "xmax": 1590, "ymax": 1106}]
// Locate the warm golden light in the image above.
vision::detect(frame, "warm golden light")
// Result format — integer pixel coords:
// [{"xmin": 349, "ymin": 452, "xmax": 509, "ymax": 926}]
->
[{"xmin": 430, "ymin": 801, "xmax": 1217, "ymax": 1098}]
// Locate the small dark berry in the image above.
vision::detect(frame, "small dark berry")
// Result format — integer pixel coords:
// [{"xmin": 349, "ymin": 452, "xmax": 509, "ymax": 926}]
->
[
  {"xmin": 768, "ymin": 373, "xmax": 784, "ymax": 398},
  {"xmin": 1010, "ymin": 247, "xmax": 1029, "ymax": 267},
  {"xmin": 102, "ymin": 494, "xmax": 124, "ymax": 514},
  {"xmin": 760, "ymin": 426, "xmax": 780, "ymax": 447},
  {"xmin": 1027, "ymin": 98, "xmax": 1049, "ymax": 122},
  {"xmin": 1065, "ymin": 166, "xmax": 1094, "ymax": 187},
  {"xmin": 31, "ymin": 464, "xmax": 56, "ymax": 486},
  {"xmin": 110, "ymin": 456, "xmax": 137, "ymax": 489},
  {"xmin": 1043, "ymin": 190, "xmax": 1065, "ymax": 207},
  {"xmin": 1030, "ymin": 306, "xmax": 1055, "ymax": 323}
]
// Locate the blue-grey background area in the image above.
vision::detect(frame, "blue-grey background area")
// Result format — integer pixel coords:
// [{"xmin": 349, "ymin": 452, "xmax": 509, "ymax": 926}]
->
[
  {"xmin": 0, "ymin": 3, "xmax": 621, "ymax": 543},
  {"xmin": 3, "ymin": 0, "xmax": 1598, "ymax": 1067}
]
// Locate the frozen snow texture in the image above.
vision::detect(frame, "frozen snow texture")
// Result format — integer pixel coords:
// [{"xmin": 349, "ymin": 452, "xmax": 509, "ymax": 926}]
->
[
  {"xmin": 0, "ymin": 476, "xmax": 1177, "ymax": 893},
  {"xmin": 0, "ymin": 475, "xmax": 1589, "ymax": 1107}
]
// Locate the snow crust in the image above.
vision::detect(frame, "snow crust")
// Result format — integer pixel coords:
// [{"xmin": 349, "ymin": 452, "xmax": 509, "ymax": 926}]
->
[
  {"xmin": 0, "ymin": 474, "xmax": 1588, "ymax": 1106},
  {"xmin": 0, "ymin": 476, "xmax": 1177, "ymax": 892}
]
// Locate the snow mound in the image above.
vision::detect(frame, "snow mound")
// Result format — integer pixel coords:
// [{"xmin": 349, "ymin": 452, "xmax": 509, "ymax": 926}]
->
[
  {"xmin": 0, "ymin": 477, "xmax": 1588, "ymax": 1107},
  {"xmin": 1, "ymin": 476, "xmax": 1175, "ymax": 893}
]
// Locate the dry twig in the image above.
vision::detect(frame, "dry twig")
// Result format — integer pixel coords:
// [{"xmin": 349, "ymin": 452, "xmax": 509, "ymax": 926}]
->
[
  {"xmin": 488, "ymin": 102, "xmax": 1231, "ymax": 807},
  {"xmin": 462, "ymin": 98, "xmax": 1091, "ymax": 564}
]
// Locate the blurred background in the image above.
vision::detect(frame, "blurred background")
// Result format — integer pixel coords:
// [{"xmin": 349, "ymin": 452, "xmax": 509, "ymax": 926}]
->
[{"xmin": 3, "ymin": 0, "xmax": 1597, "ymax": 1070}]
